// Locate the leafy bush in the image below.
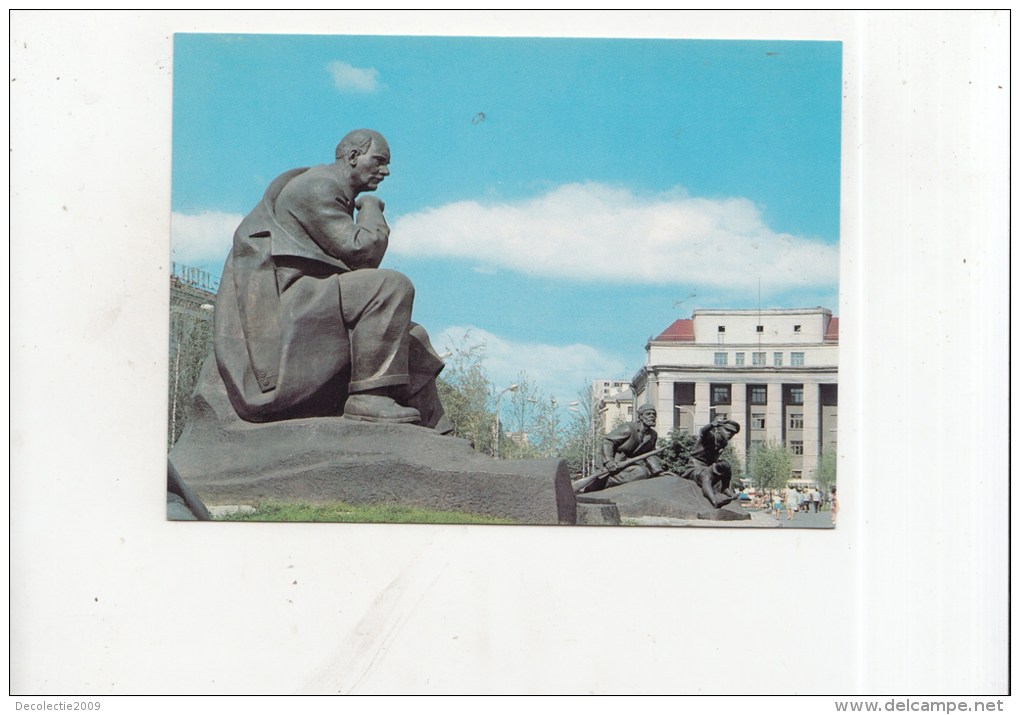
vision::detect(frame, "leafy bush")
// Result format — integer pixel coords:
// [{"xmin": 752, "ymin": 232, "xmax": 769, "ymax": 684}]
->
[{"xmin": 657, "ymin": 428, "xmax": 697, "ymax": 473}]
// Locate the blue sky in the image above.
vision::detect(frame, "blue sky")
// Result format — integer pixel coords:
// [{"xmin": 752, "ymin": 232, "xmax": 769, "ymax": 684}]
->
[{"xmin": 171, "ymin": 33, "xmax": 841, "ymax": 407}]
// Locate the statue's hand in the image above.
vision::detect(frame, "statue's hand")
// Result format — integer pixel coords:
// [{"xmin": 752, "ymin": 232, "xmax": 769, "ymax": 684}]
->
[
  {"xmin": 355, "ymin": 195, "xmax": 385, "ymax": 212},
  {"xmin": 603, "ymin": 459, "xmax": 618, "ymax": 472}
]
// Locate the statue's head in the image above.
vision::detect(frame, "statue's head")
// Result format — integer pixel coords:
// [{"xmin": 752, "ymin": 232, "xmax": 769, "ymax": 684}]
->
[
  {"xmin": 336, "ymin": 129, "xmax": 390, "ymax": 193},
  {"xmin": 712, "ymin": 419, "xmax": 740, "ymax": 438},
  {"xmin": 636, "ymin": 403, "xmax": 657, "ymax": 427}
]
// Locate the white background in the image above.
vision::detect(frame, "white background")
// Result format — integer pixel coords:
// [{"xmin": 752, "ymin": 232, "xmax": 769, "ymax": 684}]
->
[{"xmin": 9, "ymin": 10, "xmax": 1010, "ymax": 701}]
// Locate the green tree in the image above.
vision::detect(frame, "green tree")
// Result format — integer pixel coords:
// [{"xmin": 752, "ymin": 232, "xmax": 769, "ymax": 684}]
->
[
  {"xmin": 168, "ymin": 303, "xmax": 214, "ymax": 449},
  {"xmin": 657, "ymin": 428, "xmax": 697, "ymax": 474},
  {"xmin": 747, "ymin": 441, "xmax": 793, "ymax": 492},
  {"xmin": 435, "ymin": 332, "xmax": 496, "ymax": 455},
  {"xmin": 558, "ymin": 433, "xmax": 587, "ymax": 476},
  {"xmin": 501, "ymin": 371, "xmax": 545, "ymax": 459},
  {"xmin": 559, "ymin": 382, "xmax": 602, "ymax": 477},
  {"xmin": 815, "ymin": 448, "xmax": 837, "ymax": 492},
  {"xmin": 609, "ymin": 415, "xmax": 629, "ymax": 431},
  {"xmin": 719, "ymin": 442, "xmax": 745, "ymax": 484},
  {"xmin": 532, "ymin": 396, "xmax": 566, "ymax": 458}
]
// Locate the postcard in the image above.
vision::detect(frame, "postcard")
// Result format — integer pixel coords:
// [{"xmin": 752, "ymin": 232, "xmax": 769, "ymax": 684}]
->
[{"xmin": 167, "ymin": 33, "xmax": 842, "ymax": 528}]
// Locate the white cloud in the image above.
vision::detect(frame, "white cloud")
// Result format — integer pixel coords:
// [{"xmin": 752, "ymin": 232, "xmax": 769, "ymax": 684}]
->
[
  {"xmin": 390, "ymin": 183, "xmax": 838, "ymax": 292},
  {"xmin": 170, "ymin": 210, "xmax": 241, "ymax": 268},
  {"xmin": 326, "ymin": 61, "xmax": 381, "ymax": 93},
  {"xmin": 435, "ymin": 325, "xmax": 630, "ymax": 405}
]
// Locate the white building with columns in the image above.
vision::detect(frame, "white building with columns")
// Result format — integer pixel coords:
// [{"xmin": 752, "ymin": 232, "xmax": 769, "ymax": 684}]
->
[{"xmin": 632, "ymin": 307, "xmax": 838, "ymax": 480}]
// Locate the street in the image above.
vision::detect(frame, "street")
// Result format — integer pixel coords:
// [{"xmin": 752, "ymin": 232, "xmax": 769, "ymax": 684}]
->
[{"xmin": 750, "ymin": 505, "xmax": 835, "ymax": 529}]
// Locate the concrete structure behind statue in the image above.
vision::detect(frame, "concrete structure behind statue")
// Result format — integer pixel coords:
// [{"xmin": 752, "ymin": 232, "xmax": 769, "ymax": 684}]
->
[{"xmin": 169, "ymin": 356, "xmax": 576, "ymax": 525}]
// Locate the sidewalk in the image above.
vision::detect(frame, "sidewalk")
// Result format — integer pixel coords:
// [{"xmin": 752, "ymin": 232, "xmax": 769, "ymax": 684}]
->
[
  {"xmin": 626, "ymin": 507, "xmax": 835, "ymax": 529},
  {"xmin": 766, "ymin": 506, "xmax": 835, "ymax": 529}
]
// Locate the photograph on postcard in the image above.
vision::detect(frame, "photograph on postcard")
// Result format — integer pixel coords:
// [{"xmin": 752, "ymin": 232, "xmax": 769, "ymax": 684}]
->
[{"xmin": 166, "ymin": 34, "xmax": 841, "ymax": 528}]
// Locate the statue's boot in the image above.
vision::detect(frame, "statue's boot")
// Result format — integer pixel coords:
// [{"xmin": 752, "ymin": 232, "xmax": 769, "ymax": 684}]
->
[
  {"xmin": 709, "ymin": 494, "xmax": 736, "ymax": 508},
  {"xmin": 343, "ymin": 393, "xmax": 421, "ymax": 424},
  {"xmin": 698, "ymin": 473, "xmax": 735, "ymax": 509},
  {"xmin": 432, "ymin": 415, "xmax": 455, "ymax": 435}
]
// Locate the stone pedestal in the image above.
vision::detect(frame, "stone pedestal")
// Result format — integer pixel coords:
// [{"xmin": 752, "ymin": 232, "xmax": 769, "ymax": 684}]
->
[
  {"xmin": 168, "ymin": 359, "xmax": 576, "ymax": 525},
  {"xmin": 575, "ymin": 496, "xmax": 622, "ymax": 526},
  {"xmin": 584, "ymin": 475, "xmax": 751, "ymax": 522}
]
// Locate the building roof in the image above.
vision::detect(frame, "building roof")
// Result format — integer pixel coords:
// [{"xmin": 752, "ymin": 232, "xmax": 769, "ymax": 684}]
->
[
  {"xmin": 654, "ymin": 319, "xmax": 695, "ymax": 341},
  {"xmin": 691, "ymin": 307, "xmax": 832, "ymax": 317},
  {"xmin": 824, "ymin": 317, "xmax": 839, "ymax": 341},
  {"xmin": 653, "ymin": 310, "xmax": 839, "ymax": 343}
]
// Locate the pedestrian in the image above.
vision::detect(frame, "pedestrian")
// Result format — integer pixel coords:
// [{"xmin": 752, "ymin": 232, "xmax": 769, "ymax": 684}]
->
[
  {"xmin": 812, "ymin": 487, "xmax": 820, "ymax": 513},
  {"xmin": 830, "ymin": 486, "xmax": 838, "ymax": 525},
  {"xmin": 785, "ymin": 484, "xmax": 800, "ymax": 520}
]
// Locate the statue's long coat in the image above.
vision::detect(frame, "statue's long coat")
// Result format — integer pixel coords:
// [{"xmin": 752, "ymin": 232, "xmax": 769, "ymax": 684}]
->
[{"xmin": 205, "ymin": 167, "xmax": 443, "ymax": 423}]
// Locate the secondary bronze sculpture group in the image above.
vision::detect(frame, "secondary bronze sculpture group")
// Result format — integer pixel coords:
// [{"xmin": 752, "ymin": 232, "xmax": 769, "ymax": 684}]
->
[{"xmin": 575, "ymin": 405, "xmax": 741, "ymax": 510}]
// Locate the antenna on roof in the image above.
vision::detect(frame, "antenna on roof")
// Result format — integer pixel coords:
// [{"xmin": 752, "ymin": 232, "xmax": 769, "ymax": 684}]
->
[
  {"xmin": 673, "ymin": 291, "xmax": 697, "ymax": 317},
  {"xmin": 757, "ymin": 278, "xmax": 762, "ymax": 349}
]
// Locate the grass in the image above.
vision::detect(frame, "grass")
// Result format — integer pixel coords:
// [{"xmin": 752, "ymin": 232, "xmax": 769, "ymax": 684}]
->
[{"xmin": 214, "ymin": 500, "xmax": 516, "ymax": 525}]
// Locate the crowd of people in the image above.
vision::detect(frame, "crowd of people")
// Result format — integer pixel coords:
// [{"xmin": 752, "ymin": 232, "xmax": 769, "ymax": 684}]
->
[{"xmin": 742, "ymin": 485, "xmax": 838, "ymax": 524}]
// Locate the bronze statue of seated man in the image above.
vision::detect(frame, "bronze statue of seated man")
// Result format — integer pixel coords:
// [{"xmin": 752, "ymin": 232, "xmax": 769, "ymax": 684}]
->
[{"xmin": 206, "ymin": 129, "xmax": 450, "ymax": 431}]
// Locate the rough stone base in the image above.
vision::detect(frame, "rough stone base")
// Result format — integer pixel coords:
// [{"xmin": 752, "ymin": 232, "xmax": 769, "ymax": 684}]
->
[
  {"xmin": 170, "ymin": 415, "xmax": 575, "ymax": 525},
  {"xmin": 578, "ymin": 475, "xmax": 750, "ymax": 521},
  {"xmin": 168, "ymin": 356, "xmax": 575, "ymax": 525},
  {"xmin": 575, "ymin": 497, "xmax": 622, "ymax": 526},
  {"xmin": 167, "ymin": 459, "xmax": 211, "ymax": 521},
  {"xmin": 167, "ymin": 493, "xmax": 199, "ymax": 521}
]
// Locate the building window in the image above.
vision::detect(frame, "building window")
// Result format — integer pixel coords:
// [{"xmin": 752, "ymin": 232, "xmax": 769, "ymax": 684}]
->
[
  {"xmin": 774, "ymin": 352, "xmax": 783, "ymax": 367},
  {"xmin": 793, "ymin": 325, "xmax": 801, "ymax": 332},
  {"xmin": 735, "ymin": 352, "xmax": 745, "ymax": 366},
  {"xmin": 789, "ymin": 387, "xmax": 804, "ymax": 405},
  {"xmin": 674, "ymin": 382, "xmax": 695, "ymax": 407},
  {"xmin": 750, "ymin": 386, "xmax": 767, "ymax": 405},
  {"xmin": 710, "ymin": 409, "xmax": 729, "ymax": 422},
  {"xmin": 714, "ymin": 352, "xmax": 727, "ymax": 366},
  {"xmin": 751, "ymin": 413, "xmax": 766, "ymax": 430},
  {"xmin": 791, "ymin": 352, "xmax": 805, "ymax": 367},
  {"xmin": 717, "ymin": 325, "xmax": 726, "ymax": 333},
  {"xmin": 820, "ymin": 383, "xmax": 837, "ymax": 406},
  {"xmin": 756, "ymin": 325, "xmax": 764, "ymax": 333},
  {"xmin": 790, "ymin": 441, "xmax": 804, "ymax": 456},
  {"xmin": 750, "ymin": 440, "xmax": 765, "ymax": 450},
  {"xmin": 789, "ymin": 413, "xmax": 804, "ymax": 430},
  {"xmin": 710, "ymin": 383, "xmax": 731, "ymax": 405},
  {"xmin": 752, "ymin": 352, "xmax": 766, "ymax": 366},
  {"xmin": 791, "ymin": 470, "xmax": 802, "ymax": 479}
]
